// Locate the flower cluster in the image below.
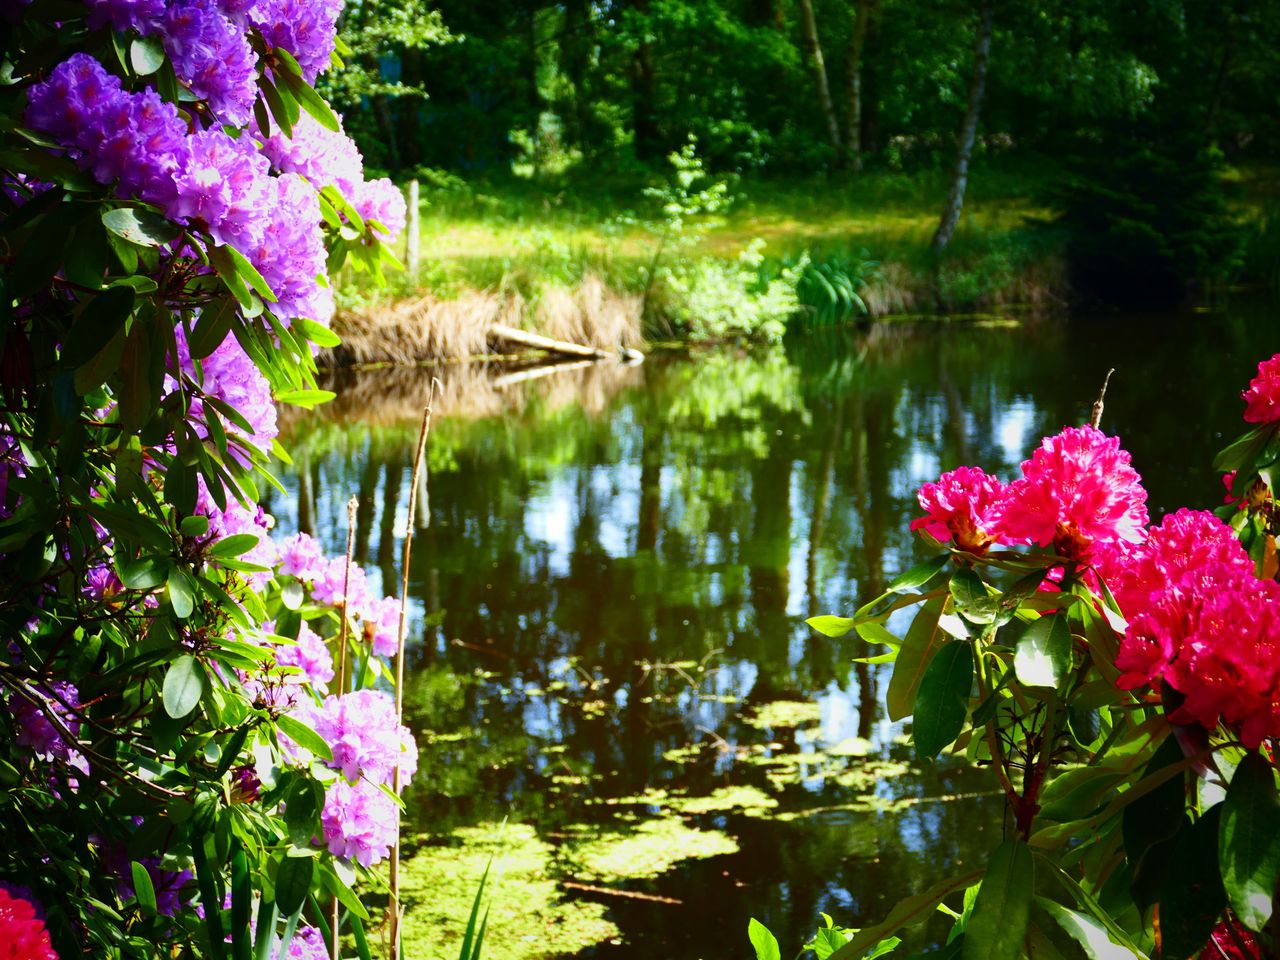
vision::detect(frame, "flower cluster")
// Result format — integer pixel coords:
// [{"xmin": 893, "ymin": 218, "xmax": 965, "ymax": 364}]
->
[
  {"xmin": 320, "ymin": 779, "xmax": 399, "ymax": 868},
  {"xmin": 1241, "ymin": 352, "xmax": 1280, "ymax": 424},
  {"xmin": 257, "ymin": 114, "xmax": 407, "ymax": 239},
  {"xmin": 0, "ymin": 887, "xmax": 57, "ymax": 960},
  {"xmin": 7, "ymin": 679, "xmax": 81, "ymax": 764},
  {"xmin": 911, "ymin": 424, "xmax": 1148, "ymax": 562},
  {"xmin": 275, "ymin": 530, "xmax": 404, "ymax": 656},
  {"xmin": 294, "ymin": 688, "xmax": 418, "ymax": 786}
]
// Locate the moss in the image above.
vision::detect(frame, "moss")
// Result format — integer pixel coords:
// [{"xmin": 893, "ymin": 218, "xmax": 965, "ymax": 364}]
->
[
  {"xmin": 566, "ymin": 817, "xmax": 740, "ymax": 881},
  {"xmin": 397, "ymin": 823, "xmax": 620, "ymax": 960}
]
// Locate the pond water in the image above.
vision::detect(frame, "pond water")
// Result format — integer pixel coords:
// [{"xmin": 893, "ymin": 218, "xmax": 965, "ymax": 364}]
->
[{"xmin": 264, "ymin": 301, "xmax": 1279, "ymax": 959}]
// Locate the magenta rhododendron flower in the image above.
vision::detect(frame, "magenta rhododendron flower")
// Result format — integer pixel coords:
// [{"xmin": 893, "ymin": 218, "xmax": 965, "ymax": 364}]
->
[
  {"xmin": 0, "ymin": 888, "xmax": 57, "ymax": 960},
  {"xmin": 995, "ymin": 425, "xmax": 1148, "ymax": 561},
  {"xmin": 1095, "ymin": 508, "xmax": 1251, "ymax": 617},
  {"xmin": 292, "ymin": 689, "xmax": 417, "ymax": 787},
  {"xmin": 1242, "ymin": 353, "xmax": 1280, "ymax": 424},
  {"xmin": 910, "ymin": 466, "xmax": 1008, "ymax": 553},
  {"xmin": 1116, "ymin": 561, "xmax": 1280, "ymax": 748},
  {"xmin": 1199, "ymin": 920, "xmax": 1262, "ymax": 960}
]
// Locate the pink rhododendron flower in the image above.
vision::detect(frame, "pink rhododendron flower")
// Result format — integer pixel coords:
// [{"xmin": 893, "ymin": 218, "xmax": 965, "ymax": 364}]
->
[
  {"xmin": 0, "ymin": 888, "xmax": 57, "ymax": 960},
  {"xmin": 994, "ymin": 425, "xmax": 1148, "ymax": 561},
  {"xmin": 1199, "ymin": 919, "xmax": 1261, "ymax": 960},
  {"xmin": 367, "ymin": 595, "xmax": 403, "ymax": 657},
  {"xmin": 321, "ymin": 779, "xmax": 398, "ymax": 867},
  {"xmin": 909, "ymin": 466, "xmax": 1008, "ymax": 554},
  {"xmin": 291, "ymin": 689, "xmax": 417, "ymax": 787},
  {"xmin": 1242, "ymin": 353, "xmax": 1280, "ymax": 424},
  {"xmin": 275, "ymin": 532, "xmax": 327, "ymax": 582}
]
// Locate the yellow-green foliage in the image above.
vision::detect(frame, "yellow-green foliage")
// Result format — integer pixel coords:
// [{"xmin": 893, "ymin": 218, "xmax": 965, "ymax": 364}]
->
[{"xmin": 397, "ymin": 824, "xmax": 620, "ymax": 960}]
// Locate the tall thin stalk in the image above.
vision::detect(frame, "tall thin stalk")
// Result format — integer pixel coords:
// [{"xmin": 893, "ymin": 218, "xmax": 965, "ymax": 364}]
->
[
  {"xmin": 332, "ymin": 495, "xmax": 359, "ymax": 960},
  {"xmin": 388, "ymin": 378, "xmax": 440, "ymax": 960}
]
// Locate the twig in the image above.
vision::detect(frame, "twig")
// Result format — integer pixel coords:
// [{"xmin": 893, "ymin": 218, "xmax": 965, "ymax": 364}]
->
[
  {"xmin": 389, "ymin": 378, "xmax": 440, "ymax": 960},
  {"xmin": 332, "ymin": 495, "xmax": 358, "ymax": 960},
  {"xmin": 562, "ymin": 881, "xmax": 683, "ymax": 905},
  {"xmin": 336, "ymin": 496, "xmax": 359, "ymax": 696},
  {"xmin": 1090, "ymin": 368, "xmax": 1115, "ymax": 429}
]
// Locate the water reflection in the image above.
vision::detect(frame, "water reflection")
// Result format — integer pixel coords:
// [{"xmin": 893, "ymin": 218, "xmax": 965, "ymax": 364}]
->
[{"xmin": 268, "ymin": 303, "xmax": 1280, "ymax": 958}]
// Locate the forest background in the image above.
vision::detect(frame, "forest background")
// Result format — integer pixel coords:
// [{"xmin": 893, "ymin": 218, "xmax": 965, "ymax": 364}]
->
[{"xmin": 328, "ymin": 0, "xmax": 1280, "ymax": 346}]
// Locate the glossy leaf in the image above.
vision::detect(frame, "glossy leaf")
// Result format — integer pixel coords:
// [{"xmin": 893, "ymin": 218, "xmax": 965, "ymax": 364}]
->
[
  {"xmin": 887, "ymin": 595, "xmax": 946, "ymax": 721},
  {"xmin": 962, "ymin": 839, "xmax": 1033, "ymax": 960},
  {"xmin": 829, "ymin": 870, "xmax": 984, "ymax": 960},
  {"xmin": 913, "ymin": 641, "xmax": 973, "ymax": 760},
  {"xmin": 1014, "ymin": 613, "xmax": 1072, "ymax": 689},
  {"xmin": 1220, "ymin": 752, "xmax": 1280, "ymax": 931},
  {"xmin": 807, "ymin": 615, "xmax": 857, "ymax": 638},
  {"xmin": 167, "ymin": 567, "xmax": 197, "ymax": 619},
  {"xmin": 162, "ymin": 655, "xmax": 205, "ymax": 719},
  {"xmin": 276, "ymin": 714, "xmax": 334, "ymax": 762},
  {"xmin": 888, "ymin": 554, "xmax": 950, "ymax": 593},
  {"xmin": 130, "ymin": 861, "xmax": 157, "ymax": 915},
  {"xmin": 275, "ymin": 854, "xmax": 313, "ymax": 915},
  {"xmin": 748, "ymin": 919, "xmax": 781, "ymax": 960},
  {"xmin": 101, "ymin": 207, "xmax": 180, "ymax": 247},
  {"xmin": 1160, "ymin": 807, "xmax": 1225, "ymax": 959}
]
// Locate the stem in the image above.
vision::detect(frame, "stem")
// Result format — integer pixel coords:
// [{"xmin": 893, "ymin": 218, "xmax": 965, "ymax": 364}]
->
[
  {"xmin": 388, "ymin": 379, "xmax": 439, "ymax": 960},
  {"xmin": 336, "ymin": 496, "xmax": 358, "ymax": 695},
  {"xmin": 973, "ymin": 648, "xmax": 1018, "ymax": 805}
]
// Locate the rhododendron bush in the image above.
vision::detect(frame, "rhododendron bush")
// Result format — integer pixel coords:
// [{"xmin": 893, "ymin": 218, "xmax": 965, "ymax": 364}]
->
[
  {"xmin": 776, "ymin": 358, "xmax": 1280, "ymax": 960},
  {"xmin": 0, "ymin": 0, "xmax": 417, "ymax": 956}
]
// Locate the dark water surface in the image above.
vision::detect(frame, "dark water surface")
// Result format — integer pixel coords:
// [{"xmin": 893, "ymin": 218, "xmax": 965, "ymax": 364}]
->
[{"xmin": 267, "ymin": 303, "xmax": 1279, "ymax": 959}]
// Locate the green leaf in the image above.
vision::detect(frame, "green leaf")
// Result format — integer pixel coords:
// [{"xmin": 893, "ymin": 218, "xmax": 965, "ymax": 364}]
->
[
  {"xmin": 276, "ymin": 714, "xmax": 334, "ymax": 762},
  {"xmin": 274, "ymin": 389, "xmax": 336, "ymax": 409},
  {"xmin": 209, "ymin": 534, "xmax": 262, "ymax": 559},
  {"xmin": 748, "ymin": 919, "xmax": 781, "ymax": 960},
  {"xmin": 886, "ymin": 595, "xmax": 945, "ymax": 721},
  {"xmin": 163, "ymin": 655, "xmax": 206, "ymax": 719},
  {"xmin": 276, "ymin": 69, "xmax": 341, "ymax": 132},
  {"xmin": 1160, "ymin": 807, "xmax": 1225, "ymax": 959},
  {"xmin": 180, "ymin": 515, "xmax": 210, "ymax": 537},
  {"xmin": 231, "ymin": 845, "xmax": 251, "ymax": 960},
  {"xmin": 829, "ymin": 870, "xmax": 984, "ymax": 960},
  {"xmin": 276, "ymin": 855, "xmax": 312, "ymax": 915},
  {"xmin": 130, "ymin": 861, "xmax": 157, "ymax": 915},
  {"xmin": 913, "ymin": 641, "xmax": 973, "ymax": 760},
  {"xmin": 281, "ymin": 581, "xmax": 304, "ymax": 611},
  {"xmin": 167, "ymin": 567, "xmax": 197, "ymax": 619},
  {"xmin": 121, "ymin": 557, "xmax": 168, "ymax": 591},
  {"xmin": 1213, "ymin": 424, "xmax": 1273, "ymax": 473},
  {"xmin": 62, "ymin": 285, "xmax": 136, "ymax": 370},
  {"xmin": 283, "ymin": 778, "xmax": 323, "ymax": 847},
  {"xmin": 129, "ymin": 36, "xmax": 166, "ymax": 75},
  {"xmin": 962, "ymin": 839, "xmax": 1033, "ymax": 960},
  {"xmin": 189, "ymin": 299, "xmax": 238, "ymax": 360},
  {"xmin": 807, "ymin": 615, "xmax": 857, "ymax": 638},
  {"xmin": 889, "ymin": 554, "xmax": 950, "ymax": 593},
  {"xmin": 223, "ymin": 244, "xmax": 277, "ymax": 303},
  {"xmin": 1220, "ymin": 752, "xmax": 1280, "ymax": 931},
  {"xmin": 292, "ymin": 317, "xmax": 341, "ymax": 348},
  {"xmin": 101, "ymin": 207, "xmax": 180, "ymax": 247},
  {"xmin": 1014, "ymin": 613, "xmax": 1073, "ymax": 689},
  {"xmin": 1036, "ymin": 899, "xmax": 1134, "ymax": 959},
  {"xmin": 253, "ymin": 897, "xmax": 279, "ymax": 960}
]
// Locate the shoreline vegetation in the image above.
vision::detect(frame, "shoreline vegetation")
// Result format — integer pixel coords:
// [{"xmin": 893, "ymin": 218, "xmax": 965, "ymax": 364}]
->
[{"xmin": 327, "ymin": 160, "xmax": 1276, "ymax": 366}]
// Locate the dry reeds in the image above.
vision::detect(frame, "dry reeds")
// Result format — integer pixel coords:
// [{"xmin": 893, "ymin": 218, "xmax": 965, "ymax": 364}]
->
[{"xmin": 330, "ymin": 273, "xmax": 643, "ymax": 366}]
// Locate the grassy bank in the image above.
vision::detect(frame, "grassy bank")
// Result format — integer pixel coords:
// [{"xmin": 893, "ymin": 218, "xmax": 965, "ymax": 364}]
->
[{"xmin": 331, "ymin": 159, "xmax": 1275, "ymax": 362}]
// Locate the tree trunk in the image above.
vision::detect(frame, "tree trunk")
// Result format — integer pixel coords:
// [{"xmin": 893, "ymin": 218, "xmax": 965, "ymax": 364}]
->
[
  {"xmin": 931, "ymin": 0, "xmax": 995, "ymax": 254},
  {"xmin": 630, "ymin": 0, "xmax": 661, "ymax": 161},
  {"xmin": 796, "ymin": 0, "xmax": 842, "ymax": 155},
  {"xmin": 841, "ymin": 0, "xmax": 875, "ymax": 170}
]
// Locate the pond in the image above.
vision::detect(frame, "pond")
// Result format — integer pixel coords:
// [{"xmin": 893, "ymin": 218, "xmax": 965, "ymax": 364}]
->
[{"xmin": 263, "ymin": 300, "xmax": 1279, "ymax": 960}]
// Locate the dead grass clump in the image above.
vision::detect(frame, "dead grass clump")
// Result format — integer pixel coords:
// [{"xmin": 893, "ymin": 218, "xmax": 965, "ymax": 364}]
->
[{"xmin": 331, "ymin": 273, "xmax": 643, "ymax": 365}]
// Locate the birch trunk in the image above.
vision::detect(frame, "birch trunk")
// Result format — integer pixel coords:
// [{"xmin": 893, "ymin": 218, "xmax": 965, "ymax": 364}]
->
[
  {"xmin": 842, "ymin": 0, "xmax": 875, "ymax": 171},
  {"xmin": 931, "ymin": 0, "xmax": 995, "ymax": 254},
  {"xmin": 797, "ymin": 0, "xmax": 842, "ymax": 154}
]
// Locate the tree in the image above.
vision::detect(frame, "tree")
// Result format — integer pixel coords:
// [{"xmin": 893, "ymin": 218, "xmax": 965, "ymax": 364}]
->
[
  {"xmin": 796, "ymin": 0, "xmax": 844, "ymax": 155},
  {"xmin": 931, "ymin": 0, "xmax": 995, "ymax": 253}
]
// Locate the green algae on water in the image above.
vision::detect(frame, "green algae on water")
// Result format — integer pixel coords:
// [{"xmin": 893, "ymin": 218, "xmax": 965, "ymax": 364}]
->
[
  {"xmin": 566, "ymin": 816, "xmax": 740, "ymax": 881},
  {"xmin": 398, "ymin": 823, "xmax": 620, "ymax": 960}
]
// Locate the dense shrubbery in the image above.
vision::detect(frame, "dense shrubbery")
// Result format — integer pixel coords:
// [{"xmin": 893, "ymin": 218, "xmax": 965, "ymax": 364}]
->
[
  {"xmin": 0, "ymin": 0, "xmax": 423, "ymax": 956},
  {"xmin": 754, "ymin": 356, "xmax": 1280, "ymax": 959}
]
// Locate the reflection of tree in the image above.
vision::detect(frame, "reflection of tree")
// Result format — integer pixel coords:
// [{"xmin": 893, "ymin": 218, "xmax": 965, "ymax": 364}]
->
[{"xmin": 273, "ymin": 308, "xmax": 1280, "ymax": 955}]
